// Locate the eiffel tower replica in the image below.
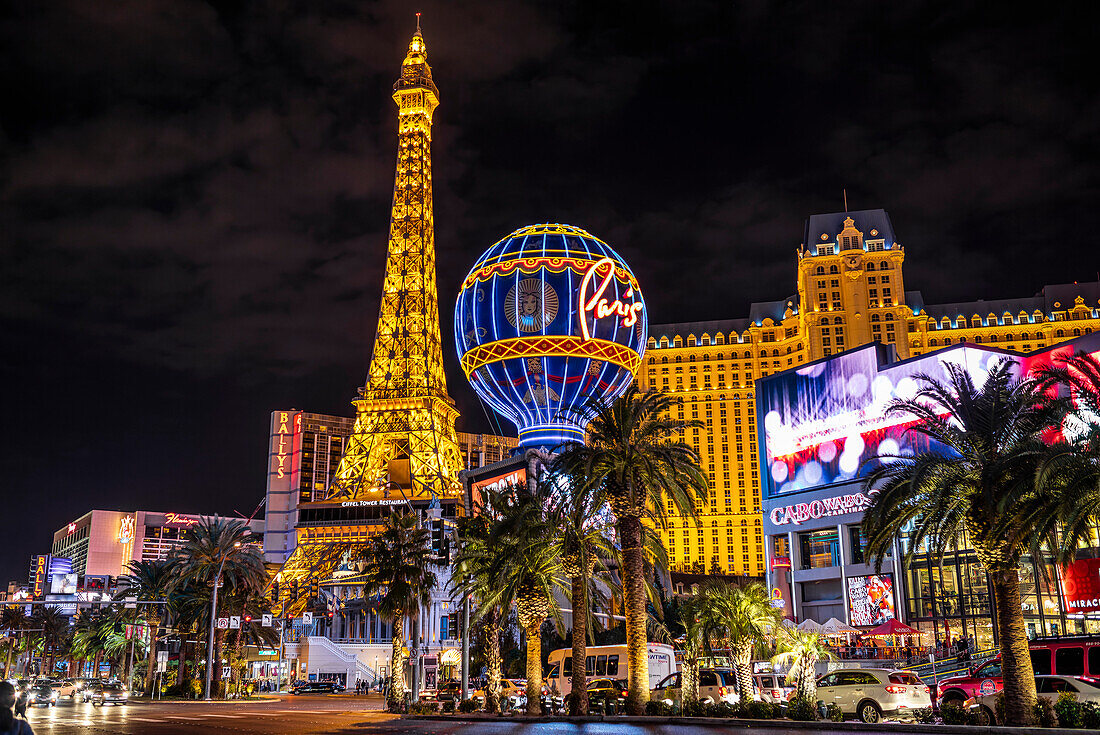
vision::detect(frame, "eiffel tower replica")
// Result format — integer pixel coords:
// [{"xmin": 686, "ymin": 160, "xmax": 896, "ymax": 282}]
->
[{"xmin": 274, "ymin": 22, "xmax": 463, "ymax": 615}]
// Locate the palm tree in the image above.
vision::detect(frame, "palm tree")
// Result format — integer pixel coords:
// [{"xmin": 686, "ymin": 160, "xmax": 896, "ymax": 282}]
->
[
  {"xmin": 32, "ymin": 606, "xmax": 68, "ymax": 677},
  {"xmin": 772, "ymin": 629, "xmax": 832, "ymax": 702},
  {"xmin": 117, "ymin": 559, "xmax": 175, "ymax": 695},
  {"xmin": 707, "ymin": 582, "xmax": 784, "ymax": 699},
  {"xmin": 361, "ymin": 511, "xmax": 439, "ymax": 711},
  {"xmin": 860, "ymin": 360, "xmax": 1071, "ymax": 726},
  {"xmin": 451, "ymin": 499, "xmax": 509, "ymax": 713},
  {"xmin": 480, "ymin": 481, "xmax": 565, "ymax": 716},
  {"xmin": 172, "ymin": 516, "xmax": 266, "ymax": 696},
  {"xmin": 676, "ymin": 589, "xmax": 726, "ymax": 706},
  {"xmin": 1, "ymin": 607, "xmax": 27, "ymax": 677},
  {"xmin": 546, "ymin": 470, "xmax": 615, "ymax": 715},
  {"xmin": 556, "ymin": 386, "xmax": 708, "ymax": 714}
]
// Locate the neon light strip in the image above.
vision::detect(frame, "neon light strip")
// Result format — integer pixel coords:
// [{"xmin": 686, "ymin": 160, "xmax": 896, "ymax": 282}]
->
[{"xmin": 460, "ymin": 336, "xmax": 642, "ymax": 377}]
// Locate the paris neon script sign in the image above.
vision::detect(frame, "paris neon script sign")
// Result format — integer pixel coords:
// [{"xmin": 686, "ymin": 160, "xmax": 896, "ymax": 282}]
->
[{"xmin": 579, "ymin": 257, "xmax": 643, "ymax": 342}]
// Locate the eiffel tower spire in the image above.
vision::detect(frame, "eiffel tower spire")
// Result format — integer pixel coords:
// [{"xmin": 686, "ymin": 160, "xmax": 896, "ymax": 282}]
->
[{"xmin": 326, "ymin": 24, "xmax": 462, "ymax": 501}]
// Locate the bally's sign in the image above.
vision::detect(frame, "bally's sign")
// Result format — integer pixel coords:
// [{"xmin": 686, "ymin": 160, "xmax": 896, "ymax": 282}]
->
[{"xmin": 769, "ymin": 491, "xmax": 872, "ymax": 526}]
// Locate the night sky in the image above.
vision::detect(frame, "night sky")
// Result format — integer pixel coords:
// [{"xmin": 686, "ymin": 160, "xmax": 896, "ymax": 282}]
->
[{"xmin": 3, "ymin": 1, "xmax": 1098, "ymax": 582}]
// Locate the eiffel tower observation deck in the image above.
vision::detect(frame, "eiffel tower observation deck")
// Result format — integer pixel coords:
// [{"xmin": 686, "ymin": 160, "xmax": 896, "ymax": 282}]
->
[{"xmin": 273, "ymin": 22, "xmax": 463, "ymax": 615}]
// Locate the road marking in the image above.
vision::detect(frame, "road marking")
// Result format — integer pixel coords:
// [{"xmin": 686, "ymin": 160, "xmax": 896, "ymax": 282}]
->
[
  {"xmin": 204, "ymin": 713, "xmax": 245, "ymax": 718},
  {"xmin": 130, "ymin": 717, "xmax": 168, "ymax": 723}
]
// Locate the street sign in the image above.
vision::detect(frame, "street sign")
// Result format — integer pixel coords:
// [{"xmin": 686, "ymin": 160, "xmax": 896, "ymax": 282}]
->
[
  {"xmin": 124, "ymin": 597, "xmax": 137, "ymax": 609},
  {"xmin": 157, "ymin": 659, "xmax": 167, "ymax": 673},
  {"xmin": 217, "ymin": 617, "xmax": 229, "ymax": 629},
  {"xmin": 301, "ymin": 612, "xmax": 313, "ymax": 625},
  {"xmin": 157, "ymin": 650, "xmax": 168, "ymax": 662},
  {"xmin": 229, "ymin": 616, "xmax": 240, "ymax": 629},
  {"xmin": 262, "ymin": 614, "xmax": 272, "ymax": 627}
]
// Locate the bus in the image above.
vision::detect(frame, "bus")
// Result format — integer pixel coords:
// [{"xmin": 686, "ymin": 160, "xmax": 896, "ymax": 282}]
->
[{"xmin": 545, "ymin": 643, "xmax": 677, "ymax": 698}]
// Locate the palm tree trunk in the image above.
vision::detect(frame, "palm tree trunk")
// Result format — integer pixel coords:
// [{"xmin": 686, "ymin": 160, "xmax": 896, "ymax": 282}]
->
[
  {"xmin": 732, "ymin": 640, "xmax": 754, "ymax": 705},
  {"xmin": 4, "ymin": 643, "xmax": 12, "ymax": 679},
  {"xmin": 389, "ymin": 612, "xmax": 406, "ymax": 711},
  {"xmin": 683, "ymin": 655, "xmax": 699, "ymax": 703},
  {"xmin": 525, "ymin": 623, "xmax": 542, "ymax": 716},
  {"xmin": 570, "ymin": 572, "xmax": 588, "ymax": 714},
  {"xmin": 618, "ymin": 514, "xmax": 649, "ymax": 715},
  {"xmin": 991, "ymin": 566, "xmax": 1037, "ymax": 725},
  {"xmin": 485, "ymin": 610, "xmax": 503, "ymax": 714},
  {"xmin": 799, "ymin": 655, "xmax": 817, "ymax": 701},
  {"xmin": 145, "ymin": 614, "xmax": 160, "ymax": 695}
]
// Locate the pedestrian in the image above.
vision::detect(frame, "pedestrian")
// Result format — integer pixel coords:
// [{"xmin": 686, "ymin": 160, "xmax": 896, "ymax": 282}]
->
[{"xmin": 0, "ymin": 681, "xmax": 33, "ymax": 735}]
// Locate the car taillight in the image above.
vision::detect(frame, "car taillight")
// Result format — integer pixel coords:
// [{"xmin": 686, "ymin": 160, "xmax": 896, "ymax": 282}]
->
[
  {"xmin": 771, "ymin": 689, "xmax": 781, "ymax": 698},
  {"xmin": 884, "ymin": 685, "xmax": 906, "ymax": 694},
  {"xmin": 718, "ymin": 686, "xmax": 727, "ymax": 697},
  {"xmin": 922, "ymin": 686, "xmax": 930, "ymax": 693}
]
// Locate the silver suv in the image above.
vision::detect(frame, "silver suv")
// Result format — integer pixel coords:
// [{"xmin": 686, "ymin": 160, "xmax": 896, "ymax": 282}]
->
[
  {"xmin": 651, "ymin": 669, "xmax": 739, "ymax": 706},
  {"xmin": 816, "ymin": 668, "xmax": 931, "ymax": 723}
]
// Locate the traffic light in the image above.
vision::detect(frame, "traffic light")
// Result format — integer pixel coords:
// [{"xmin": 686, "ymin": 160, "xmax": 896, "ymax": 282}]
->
[
  {"xmin": 309, "ymin": 580, "xmax": 319, "ymax": 599},
  {"xmin": 271, "ymin": 582, "xmax": 279, "ymax": 603},
  {"xmin": 243, "ymin": 614, "xmax": 252, "ymax": 631}
]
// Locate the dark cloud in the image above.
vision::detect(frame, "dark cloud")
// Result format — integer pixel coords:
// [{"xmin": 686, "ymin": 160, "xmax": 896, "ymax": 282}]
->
[{"xmin": 2, "ymin": 0, "xmax": 1099, "ymax": 580}]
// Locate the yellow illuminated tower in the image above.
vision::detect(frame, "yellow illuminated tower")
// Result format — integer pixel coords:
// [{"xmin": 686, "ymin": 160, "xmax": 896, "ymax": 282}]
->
[
  {"xmin": 325, "ymin": 23, "xmax": 463, "ymax": 502},
  {"xmin": 273, "ymin": 24, "xmax": 463, "ymax": 613}
]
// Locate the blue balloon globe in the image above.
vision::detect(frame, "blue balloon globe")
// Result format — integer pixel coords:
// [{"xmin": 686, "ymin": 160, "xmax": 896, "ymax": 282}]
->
[{"xmin": 455, "ymin": 224, "xmax": 648, "ymax": 449}]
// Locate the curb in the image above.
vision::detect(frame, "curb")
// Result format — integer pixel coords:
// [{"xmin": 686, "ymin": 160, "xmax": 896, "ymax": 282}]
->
[{"xmin": 402, "ymin": 714, "xmax": 1085, "ymax": 735}]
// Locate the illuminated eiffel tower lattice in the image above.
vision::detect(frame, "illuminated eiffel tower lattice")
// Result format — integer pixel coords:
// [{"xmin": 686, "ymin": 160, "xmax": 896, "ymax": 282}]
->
[{"xmin": 273, "ymin": 24, "xmax": 463, "ymax": 616}]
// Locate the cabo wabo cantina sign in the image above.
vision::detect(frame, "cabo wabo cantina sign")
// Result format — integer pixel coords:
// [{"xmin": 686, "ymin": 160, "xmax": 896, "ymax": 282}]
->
[{"xmin": 769, "ymin": 491, "xmax": 872, "ymax": 526}]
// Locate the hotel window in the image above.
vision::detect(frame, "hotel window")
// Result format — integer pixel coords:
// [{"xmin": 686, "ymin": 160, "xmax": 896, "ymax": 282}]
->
[
  {"xmin": 867, "ymin": 276, "xmax": 877, "ymax": 284},
  {"xmin": 881, "ymin": 275, "xmax": 890, "ymax": 283},
  {"xmin": 883, "ymin": 288, "xmax": 892, "ymax": 299},
  {"xmin": 869, "ymin": 289, "xmax": 878, "ymax": 298}
]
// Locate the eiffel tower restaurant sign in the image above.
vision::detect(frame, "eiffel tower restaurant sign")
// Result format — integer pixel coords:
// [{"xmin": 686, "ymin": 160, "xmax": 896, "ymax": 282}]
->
[{"xmin": 455, "ymin": 224, "xmax": 648, "ymax": 449}]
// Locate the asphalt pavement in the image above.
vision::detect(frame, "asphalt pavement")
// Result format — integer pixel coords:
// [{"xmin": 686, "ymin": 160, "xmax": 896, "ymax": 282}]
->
[
  {"xmin": 19, "ymin": 693, "xmax": 390, "ymax": 734},
  {"xmin": 18, "ymin": 697, "xmax": 927, "ymax": 735}
]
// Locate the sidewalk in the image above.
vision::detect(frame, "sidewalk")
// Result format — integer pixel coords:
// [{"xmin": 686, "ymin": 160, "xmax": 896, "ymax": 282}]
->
[{"xmin": 406, "ymin": 713, "xmax": 1085, "ymax": 735}]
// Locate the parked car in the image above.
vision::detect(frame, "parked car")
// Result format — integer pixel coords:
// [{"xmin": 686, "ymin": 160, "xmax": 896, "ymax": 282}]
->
[
  {"xmin": 292, "ymin": 680, "xmax": 338, "ymax": 694},
  {"xmin": 85, "ymin": 682, "xmax": 129, "ymax": 706},
  {"xmin": 27, "ymin": 685, "xmax": 58, "ymax": 708},
  {"xmin": 650, "ymin": 669, "xmax": 740, "ymax": 706},
  {"xmin": 816, "ymin": 668, "xmax": 931, "ymax": 723},
  {"xmin": 586, "ymin": 678, "xmax": 628, "ymax": 698},
  {"xmin": 934, "ymin": 657, "xmax": 1004, "ymax": 707},
  {"xmin": 52, "ymin": 680, "xmax": 78, "ymax": 699},
  {"xmin": 472, "ymin": 679, "xmax": 526, "ymax": 710},
  {"xmin": 966, "ymin": 675, "xmax": 1100, "ymax": 724},
  {"xmin": 753, "ymin": 672, "xmax": 794, "ymax": 703}
]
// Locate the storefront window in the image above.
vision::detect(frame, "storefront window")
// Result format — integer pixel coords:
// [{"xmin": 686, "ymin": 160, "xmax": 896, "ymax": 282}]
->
[
  {"xmin": 773, "ymin": 536, "xmax": 789, "ymax": 557},
  {"xmin": 800, "ymin": 529, "xmax": 840, "ymax": 569}
]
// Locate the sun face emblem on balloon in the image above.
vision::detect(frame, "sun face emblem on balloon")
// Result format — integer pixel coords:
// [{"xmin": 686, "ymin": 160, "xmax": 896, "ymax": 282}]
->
[{"xmin": 504, "ymin": 278, "xmax": 558, "ymax": 332}]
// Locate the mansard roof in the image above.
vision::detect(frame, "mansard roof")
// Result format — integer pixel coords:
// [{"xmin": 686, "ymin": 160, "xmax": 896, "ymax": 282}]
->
[{"xmin": 803, "ymin": 209, "xmax": 896, "ymax": 250}]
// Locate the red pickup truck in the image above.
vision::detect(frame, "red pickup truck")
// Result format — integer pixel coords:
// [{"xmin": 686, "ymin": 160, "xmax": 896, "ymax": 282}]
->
[{"xmin": 935, "ymin": 658, "xmax": 1004, "ymax": 707}]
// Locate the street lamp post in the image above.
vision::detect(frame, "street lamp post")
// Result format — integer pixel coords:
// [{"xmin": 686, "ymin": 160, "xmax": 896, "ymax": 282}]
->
[{"xmin": 204, "ymin": 542, "xmax": 240, "ymax": 700}]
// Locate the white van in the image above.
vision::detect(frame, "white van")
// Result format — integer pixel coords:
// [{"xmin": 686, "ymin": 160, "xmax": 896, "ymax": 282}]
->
[{"xmin": 546, "ymin": 643, "xmax": 677, "ymax": 698}]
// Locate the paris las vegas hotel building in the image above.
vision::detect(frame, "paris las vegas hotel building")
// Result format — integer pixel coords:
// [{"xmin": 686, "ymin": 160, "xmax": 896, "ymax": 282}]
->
[{"xmin": 639, "ymin": 208, "xmax": 1100, "ymax": 579}]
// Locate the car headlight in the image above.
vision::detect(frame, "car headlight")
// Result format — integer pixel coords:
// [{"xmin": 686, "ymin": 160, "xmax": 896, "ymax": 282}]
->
[{"xmin": 122, "ymin": 692, "xmax": 129, "ymax": 698}]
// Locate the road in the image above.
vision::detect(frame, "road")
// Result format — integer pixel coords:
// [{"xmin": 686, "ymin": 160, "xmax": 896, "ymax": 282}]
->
[
  {"xmin": 21, "ymin": 693, "xmax": 391, "ymax": 734},
  {"xmin": 18, "ymin": 696, "xmax": 921, "ymax": 735}
]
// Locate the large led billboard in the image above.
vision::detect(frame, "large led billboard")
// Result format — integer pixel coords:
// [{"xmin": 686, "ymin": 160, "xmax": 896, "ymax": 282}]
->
[
  {"xmin": 759, "ymin": 334, "xmax": 1100, "ymax": 497},
  {"xmin": 847, "ymin": 573, "xmax": 897, "ymax": 627}
]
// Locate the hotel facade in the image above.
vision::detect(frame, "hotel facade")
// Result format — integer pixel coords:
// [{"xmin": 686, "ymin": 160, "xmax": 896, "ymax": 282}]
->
[{"xmin": 639, "ymin": 208, "xmax": 1100, "ymax": 577}]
